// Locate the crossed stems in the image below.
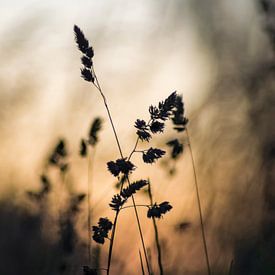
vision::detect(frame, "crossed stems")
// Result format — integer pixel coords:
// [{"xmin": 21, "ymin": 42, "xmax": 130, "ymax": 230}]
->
[
  {"xmin": 91, "ymin": 67, "xmax": 151, "ymax": 275},
  {"xmin": 89, "ymin": 68, "xmax": 211, "ymax": 275}
]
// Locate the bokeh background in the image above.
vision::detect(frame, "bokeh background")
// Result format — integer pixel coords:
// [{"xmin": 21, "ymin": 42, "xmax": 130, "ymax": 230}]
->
[{"xmin": 0, "ymin": 0, "xmax": 274, "ymax": 274}]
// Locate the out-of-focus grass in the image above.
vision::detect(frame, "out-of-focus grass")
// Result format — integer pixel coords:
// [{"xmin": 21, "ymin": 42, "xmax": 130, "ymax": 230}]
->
[{"xmin": 0, "ymin": 0, "xmax": 274, "ymax": 274}]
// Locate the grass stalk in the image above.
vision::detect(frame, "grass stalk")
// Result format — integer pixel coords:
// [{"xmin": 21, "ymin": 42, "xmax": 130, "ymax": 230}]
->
[
  {"xmin": 148, "ymin": 181, "xmax": 164, "ymax": 275},
  {"xmin": 87, "ymin": 147, "xmax": 96, "ymax": 265},
  {"xmin": 92, "ymin": 68, "xmax": 151, "ymax": 275},
  {"xmin": 139, "ymin": 249, "xmax": 145, "ymax": 275},
  {"xmin": 106, "ymin": 212, "xmax": 119, "ymax": 275},
  {"xmin": 186, "ymin": 128, "xmax": 211, "ymax": 275},
  {"xmin": 129, "ymin": 193, "xmax": 151, "ymax": 274}
]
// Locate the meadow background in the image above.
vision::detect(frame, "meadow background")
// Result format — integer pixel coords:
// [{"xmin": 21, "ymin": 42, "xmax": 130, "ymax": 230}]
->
[{"xmin": 0, "ymin": 0, "xmax": 274, "ymax": 274}]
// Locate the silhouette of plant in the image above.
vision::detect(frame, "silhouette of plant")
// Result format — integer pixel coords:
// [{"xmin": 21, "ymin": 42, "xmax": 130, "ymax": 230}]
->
[
  {"xmin": 139, "ymin": 249, "xmax": 145, "ymax": 275},
  {"xmin": 185, "ymin": 127, "xmax": 212, "ymax": 275},
  {"xmin": 48, "ymin": 139, "xmax": 69, "ymax": 173},
  {"xmin": 80, "ymin": 117, "xmax": 103, "ymax": 265},
  {"xmin": 55, "ymin": 189, "xmax": 86, "ymax": 274},
  {"xmin": 147, "ymin": 181, "xmax": 164, "ymax": 275},
  {"xmin": 92, "ymin": 217, "xmax": 113, "ymax": 244},
  {"xmin": 164, "ymin": 94, "xmax": 188, "ymax": 175},
  {"xmin": 74, "ymin": 24, "xmax": 183, "ymax": 275},
  {"xmin": 26, "ymin": 174, "xmax": 51, "ymax": 205},
  {"xmin": 59, "ymin": 193, "xmax": 86, "ymax": 255},
  {"xmin": 26, "ymin": 139, "xmax": 89, "ymax": 274},
  {"xmin": 166, "ymin": 139, "xmax": 183, "ymax": 160},
  {"xmin": 164, "ymin": 94, "xmax": 211, "ymax": 275}
]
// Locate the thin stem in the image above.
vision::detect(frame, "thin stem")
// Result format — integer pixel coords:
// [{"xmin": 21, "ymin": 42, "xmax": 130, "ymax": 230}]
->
[
  {"xmin": 91, "ymin": 67, "xmax": 150, "ymax": 275},
  {"xmin": 128, "ymin": 137, "xmax": 140, "ymax": 160},
  {"xmin": 139, "ymin": 249, "xmax": 145, "ymax": 275},
  {"xmin": 87, "ymin": 150, "xmax": 92, "ymax": 264},
  {"xmin": 133, "ymin": 150, "xmax": 145, "ymax": 154},
  {"xmin": 128, "ymin": 118, "xmax": 152, "ymax": 161},
  {"xmin": 186, "ymin": 128, "xmax": 211, "ymax": 275},
  {"xmin": 126, "ymin": 136, "xmax": 152, "ymax": 275},
  {"xmin": 148, "ymin": 181, "xmax": 164, "ymax": 275},
  {"xmin": 121, "ymin": 204, "xmax": 149, "ymax": 210},
  {"xmin": 92, "ymin": 68, "xmax": 123, "ymax": 157},
  {"xmin": 106, "ymin": 211, "xmax": 119, "ymax": 275},
  {"xmin": 130, "ymin": 193, "xmax": 151, "ymax": 274},
  {"xmin": 146, "ymin": 247, "xmax": 154, "ymax": 275},
  {"xmin": 87, "ymin": 147, "xmax": 96, "ymax": 265}
]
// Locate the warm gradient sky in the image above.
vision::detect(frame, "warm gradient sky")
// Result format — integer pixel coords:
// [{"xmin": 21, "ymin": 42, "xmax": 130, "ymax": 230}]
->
[
  {"xmin": 0, "ymin": 1, "xmax": 272, "ymax": 274},
  {"xmin": 0, "ymin": 0, "xmax": 260, "ymax": 187},
  {"xmin": 0, "ymin": 0, "xmax": 218, "ymax": 190}
]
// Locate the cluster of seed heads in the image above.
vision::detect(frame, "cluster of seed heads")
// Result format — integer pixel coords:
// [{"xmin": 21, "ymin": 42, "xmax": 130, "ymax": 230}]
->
[
  {"xmin": 73, "ymin": 25, "xmax": 189, "ymax": 274},
  {"xmin": 48, "ymin": 139, "xmax": 69, "ymax": 172},
  {"xmin": 74, "ymin": 25, "xmax": 95, "ymax": 83},
  {"xmin": 27, "ymin": 138, "xmax": 87, "ymax": 273},
  {"xmin": 80, "ymin": 117, "xmax": 102, "ymax": 157}
]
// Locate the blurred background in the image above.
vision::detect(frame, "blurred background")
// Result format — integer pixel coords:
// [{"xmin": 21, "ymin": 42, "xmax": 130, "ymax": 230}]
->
[{"xmin": 0, "ymin": 0, "xmax": 274, "ymax": 274}]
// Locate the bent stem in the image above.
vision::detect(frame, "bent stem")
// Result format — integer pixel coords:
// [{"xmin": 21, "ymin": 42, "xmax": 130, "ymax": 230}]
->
[
  {"xmin": 92, "ymin": 68, "xmax": 151, "ymax": 275},
  {"xmin": 148, "ymin": 181, "xmax": 164, "ymax": 275},
  {"xmin": 186, "ymin": 128, "xmax": 211, "ymax": 275}
]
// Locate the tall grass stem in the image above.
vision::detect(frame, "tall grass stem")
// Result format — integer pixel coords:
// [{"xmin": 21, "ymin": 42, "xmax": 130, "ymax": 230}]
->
[
  {"xmin": 87, "ymin": 147, "xmax": 96, "ymax": 265},
  {"xmin": 186, "ymin": 128, "xmax": 211, "ymax": 275},
  {"xmin": 139, "ymin": 249, "xmax": 145, "ymax": 275},
  {"xmin": 92, "ymin": 67, "xmax": 150, "ymax": 275},
  {"xmin": 148, "ymin": 181, "xmax": 164, "ymax": 275}
]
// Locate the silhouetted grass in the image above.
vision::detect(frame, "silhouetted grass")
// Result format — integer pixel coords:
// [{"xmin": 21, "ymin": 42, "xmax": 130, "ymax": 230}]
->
[
  {"xmin": 1, "ymin": 2, "xmax": 275, "ymax": 274},
  {"xmin": 25, "ymin": 139, "xmax": 100, "ymax": 275},
  {"xmin": 147, "ymin": 180, "xmax": 163, "ymax": 275},
  {"xmin": 163, "ymin": 95, "xmax": 211, "ymax": 275},
  {"xmin": 79, "ymin": 117, "xmax": 103, "ymax": 265},
  {"xmin": 139, "ymin": 249, "xmax": 145, "ymax": 275},
  {"xmin": 186, "ymin": 128, "xmax": 211, "ymax": 275},
  {"xmin": 74, "ymin": 25, "xmax": 183, "ymax": 274}
]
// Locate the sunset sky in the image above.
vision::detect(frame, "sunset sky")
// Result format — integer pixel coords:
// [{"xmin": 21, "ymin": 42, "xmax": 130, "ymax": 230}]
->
[{"xmin": 0, "ymin": 1, "xmax": 272, "ymax": 274}]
